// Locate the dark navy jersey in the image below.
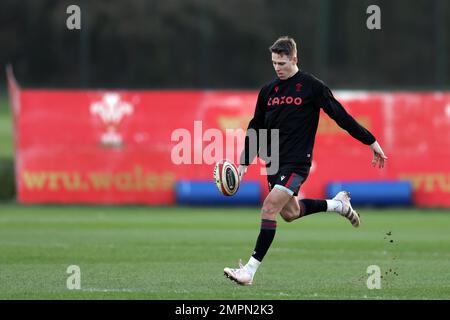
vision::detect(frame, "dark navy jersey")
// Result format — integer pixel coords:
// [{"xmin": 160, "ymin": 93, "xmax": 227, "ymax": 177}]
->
[{"xmin": 240, "ymin": 70, "xmax": 376, "ymax": 167}]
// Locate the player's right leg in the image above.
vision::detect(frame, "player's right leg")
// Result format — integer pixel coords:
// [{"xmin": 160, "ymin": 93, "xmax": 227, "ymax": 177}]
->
[{"xmin": 224, "ymin": 187, "xmax": 291, "ymax": 285}]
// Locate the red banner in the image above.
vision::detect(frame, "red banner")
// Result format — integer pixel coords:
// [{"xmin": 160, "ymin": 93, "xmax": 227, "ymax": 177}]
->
[{"xmin": 7, "ymin": 71, "xmax": 450, "ymax": 207}]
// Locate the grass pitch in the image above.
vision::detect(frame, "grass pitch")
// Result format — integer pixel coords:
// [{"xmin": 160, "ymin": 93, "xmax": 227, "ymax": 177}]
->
[
  {"xmin": 0, "ymin": 204, "xmax": 449, "ymax": 300},
  {"xmin": 0, "ymin": 96, "xmax": 12, "ymax": 158}
]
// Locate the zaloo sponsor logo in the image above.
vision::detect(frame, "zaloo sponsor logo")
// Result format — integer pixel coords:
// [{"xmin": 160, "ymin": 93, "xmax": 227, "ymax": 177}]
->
[{"xmin": 268, "ymin": 96, "xmax": 303, "ymax": 106}]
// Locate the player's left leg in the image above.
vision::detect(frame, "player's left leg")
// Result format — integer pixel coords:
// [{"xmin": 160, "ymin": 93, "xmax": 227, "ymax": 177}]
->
[
  {"xmin": 279, "ymin": 196, "xmax": 300, "ymax": 222},
  {"xmin": 274, "ymin": 167, "xmax": 360, "ymax": 226},
  {"xmin": 280, "ymin": 192, "xmax": 361, "ymax": 227},
  {"xmin": 328, "ymin": 191, "xmax": 361, "ymax": 227}
]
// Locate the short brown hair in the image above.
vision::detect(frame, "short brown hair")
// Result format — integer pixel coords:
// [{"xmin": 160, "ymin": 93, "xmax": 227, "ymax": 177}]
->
[{"xmin": 269, "ymin": 36, "xmax": 297, "ymax": 58}]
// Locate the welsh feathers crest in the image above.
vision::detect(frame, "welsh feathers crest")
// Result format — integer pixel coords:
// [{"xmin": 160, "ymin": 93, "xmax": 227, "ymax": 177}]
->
[{"xmin": 90, "ymin": 93, "xmax": 134, "ymax": 147}]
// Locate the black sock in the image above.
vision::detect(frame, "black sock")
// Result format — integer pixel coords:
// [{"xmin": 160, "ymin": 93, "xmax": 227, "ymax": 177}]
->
[
  {"xmin": 299, "ymin": 199, "xmax": 327, "ymax": 216},
  {"xmin": 251, "ymin": 219, "xmax": 277, "ymax": 262}
]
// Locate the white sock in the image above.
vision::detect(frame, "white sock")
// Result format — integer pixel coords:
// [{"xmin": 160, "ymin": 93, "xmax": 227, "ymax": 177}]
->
[
  {"xmin": 326, "ymin": 199, "xmax": 343, "ymax": 213},
  {"xmin": 244, "ymin": 256, "xmax": 261, "ymax": 277}
]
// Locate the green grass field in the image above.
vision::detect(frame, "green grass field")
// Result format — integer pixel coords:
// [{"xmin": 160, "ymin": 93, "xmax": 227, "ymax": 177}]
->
[
  {"xmin": 0, "ymin": 204, "xmax": 449, "ymax": 300},
  {"xmin": 0, "ymin": 95, "xmax": 448, "ymax": 300},
  {"xmin": 0, "ymin": 96, "xmax": 13, "ymax": 158}
]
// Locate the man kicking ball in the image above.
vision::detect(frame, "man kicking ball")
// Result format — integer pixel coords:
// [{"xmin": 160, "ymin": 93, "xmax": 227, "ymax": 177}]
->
[{"xmin": 224, "ymin": 36, "xmax": 387, "ymax": 286}]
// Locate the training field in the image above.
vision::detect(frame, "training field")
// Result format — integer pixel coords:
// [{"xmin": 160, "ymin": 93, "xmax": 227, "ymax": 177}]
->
[{"xmin": 0, "ymin": 204, "xmax": 449, "ymax": 300}]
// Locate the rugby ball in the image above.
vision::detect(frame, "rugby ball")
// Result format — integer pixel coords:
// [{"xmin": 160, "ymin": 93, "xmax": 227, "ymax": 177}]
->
[{"xmin": 213, "ymin": 160, "xmax": 240, "ymax": 196}]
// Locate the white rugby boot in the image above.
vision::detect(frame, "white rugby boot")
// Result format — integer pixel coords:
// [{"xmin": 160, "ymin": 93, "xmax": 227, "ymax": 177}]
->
[
  {"xmin": 224, "ymin": 259, "xmax": 253, "ymax": 285},
  {"xmin": 332, "ymin": 191, "xmax": 361, "ymax": 227}
]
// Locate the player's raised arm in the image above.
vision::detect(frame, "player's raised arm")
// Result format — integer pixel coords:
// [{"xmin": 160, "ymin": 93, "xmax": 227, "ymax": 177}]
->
[
  {"xmin": 315, "ymin": 82, "xmax": 387, "ymax": 168},
  {"xmin": 317, "ymin": 85, "xmax": 375, "ymax": 145}
]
